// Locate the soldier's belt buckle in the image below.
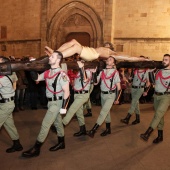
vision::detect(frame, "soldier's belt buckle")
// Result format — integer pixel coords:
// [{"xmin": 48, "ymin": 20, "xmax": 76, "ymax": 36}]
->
[
  {"xmin": 82, "ymin": 91, "xmax": 85, "ymax": 94},
  {"xmin": 109, "ymin": 91, "xmax": 112, "ymax": 94}
]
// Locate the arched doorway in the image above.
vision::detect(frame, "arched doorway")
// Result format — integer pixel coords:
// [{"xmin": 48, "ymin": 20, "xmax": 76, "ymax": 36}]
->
[
  {"xmin": 66, "ymin": 32, "xmax": 90, "ymax": 47},
  {"xmin": 47, "ymin": 1, "xmax": 103, "ymax": 49}
]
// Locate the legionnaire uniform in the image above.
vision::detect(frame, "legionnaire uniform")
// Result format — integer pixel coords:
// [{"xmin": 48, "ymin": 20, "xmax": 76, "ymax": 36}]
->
[
  {"xmin": 62, "ymin": 69, "xmax": 92, "ymax": 136},
  {"xmin": 121, "ymin": 69, "xmax": 150, "ymax": 125},
  {"xmin": 0, "ymin": 73, "xmax": 23, "ymax": 153},
  {"xmin": 22, "ymin": 67, "xmax": 70, "ymax": 158},
  {"xmin": 140, "ymin": 69, "xmax": 170, "ymax": 142},
  {"xmin": 88, "ymin": 68, "xmax": 120, "ymax": 137}
]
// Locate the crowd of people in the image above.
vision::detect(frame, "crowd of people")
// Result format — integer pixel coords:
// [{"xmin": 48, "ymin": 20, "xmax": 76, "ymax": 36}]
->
[{"xmin": 0, "ymin": 40, "xmax": 169, "ymax": 159}]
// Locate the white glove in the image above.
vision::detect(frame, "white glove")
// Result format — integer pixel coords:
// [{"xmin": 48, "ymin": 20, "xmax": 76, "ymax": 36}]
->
[{"xmin": 60, "ymin": 108, "xmax": 67, "ymax": 114}]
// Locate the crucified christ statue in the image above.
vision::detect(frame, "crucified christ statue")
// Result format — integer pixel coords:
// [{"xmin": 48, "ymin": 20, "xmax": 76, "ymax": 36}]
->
[{"xmin": 45, "ymin": 39, "xmax": 149, "ymax": 62}]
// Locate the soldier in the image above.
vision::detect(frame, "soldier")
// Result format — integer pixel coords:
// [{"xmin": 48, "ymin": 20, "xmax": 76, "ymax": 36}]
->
[
  {"xmin": 22, "ymin": 51, "xmax": 70, "ymax": 158},
  {"xmin": 0, "ymin": 57, "xmax": 23, "ymax": 153},
  {"xmin": 120, "ymin": 56, "xmax": 150, "ymax": 125},
  {"xmin": 62, "ymin": 60, "xmax": 93, "ymax": 136},
  {"xmin": 45, "ymin": 39, "xmax": 149, "ymax": 62},
  {"xmin": 88, "ymin": 56, "xmax": 121, "ymax": 138},
  {"xmin": 84, "ymin": 42, "xmax": 114, "ymax": 117},
  {"xmin": 140, "ymin": 54, "xmax": 170, "ymax": 143}
]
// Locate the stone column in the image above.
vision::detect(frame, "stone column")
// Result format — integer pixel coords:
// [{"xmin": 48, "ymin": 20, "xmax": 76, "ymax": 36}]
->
[{"xmin": 40, "ymin": 0, "xmax": 48, "ymax": 56}]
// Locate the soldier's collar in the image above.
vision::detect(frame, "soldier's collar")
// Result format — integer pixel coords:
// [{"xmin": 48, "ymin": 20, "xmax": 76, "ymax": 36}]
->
[
  {"xmin": 106, "ymin": 67, "xmax": 115, "ymax": 69},
  {"xmin": 51, "ymin": 67, "xmax": 60, "ymax": 70}
]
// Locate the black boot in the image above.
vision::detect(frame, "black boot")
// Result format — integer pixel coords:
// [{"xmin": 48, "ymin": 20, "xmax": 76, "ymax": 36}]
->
[
  {"xmin": 6, "ymin": 139, "xmax": 23, "ymax": 153},
  {"xmin": 140, "ymin": 127, "xmax": 153, "ymax": 141},
  {"xmin": 132, "ymin": 114, "xmax": 140, "ymax": 125},
  {"xmin": 22, "ymin": 141, "xmax": 43, "ymax": 158},
  {"xmin": 84, "ymin": 109, "xmax": 92, "ymax": 117},
  {"xmin": 153, "ymin": 130, "xmax": 163, "ymax": 144},
  {"xmin": 88, "ymin": 123, "xmax": 99, "ymax": 138},
  {"xmin": 100, "ymin": 123, "xmax": 111, "ymax": 137},
  {"xmin": 73, "ymin": 125, "xmax": 87, "ymax": 137},
  {"xmin": 120, "ymin": 113, "xmax": 131, "ymax": 124},
  {"xmin": 49, "ymin": 136, "xmax": 65, "ymax": 151}
]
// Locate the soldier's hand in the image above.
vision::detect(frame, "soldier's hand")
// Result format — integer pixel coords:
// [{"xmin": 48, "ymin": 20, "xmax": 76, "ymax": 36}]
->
[
  {"xmin": 143, "ymin": 92, "xmax": 148, "ymax": 96},
  {"xmin": 143, "ymin": 92, "xmax": 147, "ymax": 96},
  {"xmin": 114, "ymin": 100, "xmax": 119, "ymax": 105},
  {"xmin": 90, "ymin": 66, "xmax": 97, "ymax": 73},
  {"xmin": 77, "ymin": 61, "xmax": 84, "ymax": 68}
]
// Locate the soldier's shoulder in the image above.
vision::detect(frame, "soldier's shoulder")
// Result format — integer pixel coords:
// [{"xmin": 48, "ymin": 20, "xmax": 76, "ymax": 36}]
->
[{"xmin": 60, "ymin": 71, "xmax": 69, "ymax": 82}]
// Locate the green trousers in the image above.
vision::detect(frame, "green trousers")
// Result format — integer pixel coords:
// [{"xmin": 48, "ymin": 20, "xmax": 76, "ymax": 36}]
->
[
  {"xmin": 84, "ymin": 84, "xmax": 94, "ymax": 110},
  {"xmin": 128, "ymin": 88, "xmax": 144, "ymax": 115},
  {"xmin": 37, "ymin": 100, "xmax": 64, "ymax": 142},
  {"xmin": 62, "ymin": 93, "xmax": 89, "ymax": 126},
  {"xmin": 0, "ymin": 101, "xmax": 19, "ymax": 140},
  {"xmin": 150, "ymin": 94, "xmax": 170, "ymax": 130},
  {"xmin": 96, "ymin": 93, "xmax": 116, "ymax": 125}
]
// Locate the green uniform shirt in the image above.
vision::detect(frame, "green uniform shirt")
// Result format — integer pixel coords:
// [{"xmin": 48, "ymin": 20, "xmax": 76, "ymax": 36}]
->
[
  {"xmin": 97, "ymin": 68, "xmax": 120, "ymax": 91},
  {"xmin": 132, "ymin": 69, "xmax": 149, "ymax": 86},
  {"xmin": 0, "ymin": 72, "xmax": 17, "ymax": 98},
  {"xmin": 155, "ymin": 69, "xmax": 170, "ymax": 93},
  {"xmin": 73, "ymin": 69, "xmax": 91, "ymax": 91},
  {"xmin": 39, "ymin": 68, "xmax": 69, "ymax": 98}
]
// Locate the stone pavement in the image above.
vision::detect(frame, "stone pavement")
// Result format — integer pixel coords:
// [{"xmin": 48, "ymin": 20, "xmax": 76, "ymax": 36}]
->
[{"xmin": 0, "ymin": 103, "xmax": 170, "ymax": 170}]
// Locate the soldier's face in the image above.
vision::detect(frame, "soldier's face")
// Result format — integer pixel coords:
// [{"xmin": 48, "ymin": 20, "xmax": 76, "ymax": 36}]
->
[
  {"xmin": 162, "ymin": 56, "xmax": 170, "ymax": 68},
  {"xmin": 49, "ymin": 53, "xmax": 58, "ymax": 65},
  {"xmin": 106, "ymin": 57, "xmax": 115, "ymax": 66}
]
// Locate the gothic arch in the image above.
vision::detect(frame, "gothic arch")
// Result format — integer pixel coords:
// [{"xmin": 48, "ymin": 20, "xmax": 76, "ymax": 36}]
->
[{"xmin": 47, "ymin": 1, "xmax": 103, "ymax": 49}]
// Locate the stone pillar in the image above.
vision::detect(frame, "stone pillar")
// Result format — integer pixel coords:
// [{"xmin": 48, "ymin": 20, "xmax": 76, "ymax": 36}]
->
[
  {"xmin": 103, "ymin": 0, "xmax": 116, "ymax": 44},
  {"xmin": 40, "ymin": 0, "xmax": 48, "ymax": 56}
]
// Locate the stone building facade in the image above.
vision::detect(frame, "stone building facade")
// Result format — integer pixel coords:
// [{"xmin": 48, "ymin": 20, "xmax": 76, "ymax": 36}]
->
[{"xmin": 0, "ymin": 0, "xmax": 170, "ymax": 60}]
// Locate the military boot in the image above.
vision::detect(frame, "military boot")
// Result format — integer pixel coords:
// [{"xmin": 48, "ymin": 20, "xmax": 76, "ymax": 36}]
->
[
  {"xmin": 6, "ymin": 139, "xmax": 23, "ymax": 153},
  {"xmin": 73, "ymin": 125, "xmax": 87, "ymax": 137},
  {"xmin": 49, "ymin": 136, "xmax": 65, "ymax": 151},
  {"xmin": 153, "ymin": 130, "xmax": 163, "ymax": 144},
  {"xmin": 132, "ymin": 114, "xmax": 140, "ymax": 125},
  {"xmin": 84, "ymin": 109, "xmax": 92, "ymax": 117},
  {"xmin": 22, "ymin": 141, "xmax": 43, "ymax": 158},
  {"xmin": 88, "ymin": 123, "xmax": 99, "ymax": 138},
  {"xmin": 100, "ymin": 123, "xmax": 111, "ymax": 137},
  {"xmin": 140, "ymin": 127, "xmax": 153, "ymax": 141},
  {"xmin": 120, "ymin": 113, "xmax": 131, "ymax": 124}
]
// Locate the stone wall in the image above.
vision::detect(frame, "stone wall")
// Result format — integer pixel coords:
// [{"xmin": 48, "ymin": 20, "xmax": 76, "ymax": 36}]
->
[
  {"xmin": 0, "ymin": 0, "xmax": 41, "ymax": 58},
  {"xmin": 113, "ymin": 0, "xmax": 170, "ymax": 60}
]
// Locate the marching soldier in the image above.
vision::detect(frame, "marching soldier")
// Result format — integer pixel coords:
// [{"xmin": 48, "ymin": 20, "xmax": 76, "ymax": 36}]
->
[
  {"xmin": 88, "ymin": 56, "xmax": 121, "ymax": 138},
  {"xmin": 62, "ymin": 60, "xmax": 92, "ymax": 136},
  {"xmin": 120, "ymin": 56, "xmax": 150, "ymax": 125},
  {"xmin": 0, "ymin": 57, "xmax": 23, "ymax": 153},
  {"xmin": 140, "ymin": 54, "xmax": 170, "ymax": 143},
  {"xmin": 22, "ymin": 51, "xmax": 70, "ymax": 158}
]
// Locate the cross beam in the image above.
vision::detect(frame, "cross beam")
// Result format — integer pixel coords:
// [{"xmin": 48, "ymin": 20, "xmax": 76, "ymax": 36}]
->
[{"xmin": 0, "ymin": 56, "xmax": 163, "ymax": 76}]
